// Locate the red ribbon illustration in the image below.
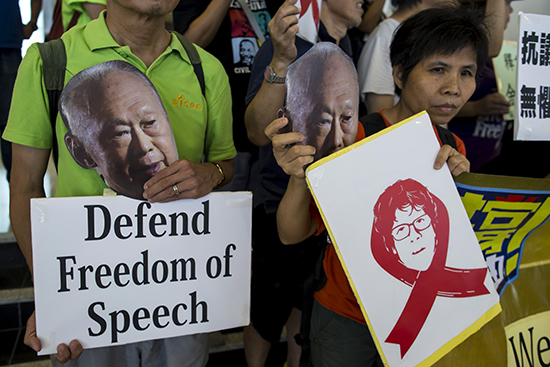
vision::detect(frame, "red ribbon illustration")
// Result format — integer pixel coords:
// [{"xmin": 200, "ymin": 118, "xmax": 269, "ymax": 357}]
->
[
  {"xmin": 371, "ymin": 179, "xmax": 490, "ymax": 358},
  {"xmin": 299, "ymin": 0, "xmax": 320, "ymax": 27}
]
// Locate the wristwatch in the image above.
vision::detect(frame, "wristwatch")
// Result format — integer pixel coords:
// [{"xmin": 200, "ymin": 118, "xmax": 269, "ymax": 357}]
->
[{"xmin": 264, "ymin": 65, "xmax": 285, "ymax": 84}]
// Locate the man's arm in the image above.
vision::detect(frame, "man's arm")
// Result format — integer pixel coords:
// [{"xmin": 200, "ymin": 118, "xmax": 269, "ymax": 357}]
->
[
  {"xmin": 455, "ymin": 92, "xmax": 510, "ymax": 118},
  {"xmin": 485, "ymin": 0, "xmax": 506, "ymax": 58},
  {"xmin": 357, "ymin": 0, "xmax": 385, "ymax": 34},
  {"xmin": 180, "ymin": 0, "xmax": 232, "ymax": 48},
  {"xmin": 10, "ymin": 143, "xmax": 49, "ymax": 274},
  {"xmin": 22, "ymin": 0, "xmax": 42, "ymax": 39},
  {"xmin": 244, "ymin": 0, "xmax": 299, "ymax": 147}
]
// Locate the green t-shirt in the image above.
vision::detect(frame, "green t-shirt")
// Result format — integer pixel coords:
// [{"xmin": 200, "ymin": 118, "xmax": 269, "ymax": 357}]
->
[{"xmin": 4, "ymin": 13, "xmax": 236, "ymax": 198}]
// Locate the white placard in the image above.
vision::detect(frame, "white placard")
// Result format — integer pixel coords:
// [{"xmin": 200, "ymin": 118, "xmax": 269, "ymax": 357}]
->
[
  {"xmin": 31, "ymin": 192, "xmax": 252, "ymax": 355},
  {"xmin": 514, "ymin": 12, "xmax": 550, "ymax": 140},
  {"xmin": 306, "ymin": 112, "xmax": 500, "ymax": 367}
]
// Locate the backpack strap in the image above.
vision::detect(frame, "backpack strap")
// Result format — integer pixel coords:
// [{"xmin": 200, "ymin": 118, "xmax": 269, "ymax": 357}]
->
[
  {"xmin": 360, "ymin": 112, "xmax": 388, "ymax": 137},
  {"xmin": 37, "ymin": 38, "xmax": 66, "ymax": 169},
  {"xmin": 172, "ymin": 32, "xmax": 206, "ymax": 98},
  {"xmin": 434, "ymin": 125, "xmax": 458, "ymax": 150}
]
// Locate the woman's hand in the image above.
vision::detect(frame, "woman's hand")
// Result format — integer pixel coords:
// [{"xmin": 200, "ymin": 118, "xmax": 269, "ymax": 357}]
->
[
  {"xmin": 264, "ymin": 117, "xmax": 316, "ymax": 179},
  {"xmin": 434, "ymin": 145, "xmax": 470, "ymax": 176}
]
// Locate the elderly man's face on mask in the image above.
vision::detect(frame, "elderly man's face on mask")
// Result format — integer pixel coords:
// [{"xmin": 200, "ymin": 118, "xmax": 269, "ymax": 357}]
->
[
  {"xmin": 74, "ymin": 71, "xmax": 178, "ymax": 199},
  {"xmin": 291, "ymin": 57, "xmax": 359, "ymax": 161}
]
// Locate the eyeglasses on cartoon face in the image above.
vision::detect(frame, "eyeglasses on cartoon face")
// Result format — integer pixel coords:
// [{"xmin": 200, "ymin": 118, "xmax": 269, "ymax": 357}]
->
[{"xmin": 391, "ymin": 214, "xmax": 432, "ymax": 241}]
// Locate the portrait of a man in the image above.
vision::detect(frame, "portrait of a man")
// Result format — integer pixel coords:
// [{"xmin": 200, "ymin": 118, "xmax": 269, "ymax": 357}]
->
[
  {"xmin": 59, "ymin": 60, "xmax": 178, "ymax": 200},
  {"xmin": 284, "ymin": 42, "xmax": 359, "ymax": 161},
  {"xmin": 236, "ymin": 39, "xmax": 255, "ymax": 67}
]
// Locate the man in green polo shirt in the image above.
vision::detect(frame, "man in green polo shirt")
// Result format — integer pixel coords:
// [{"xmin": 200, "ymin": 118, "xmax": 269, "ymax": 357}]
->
[{"xmin": 3, "ymin": 0, "xmax": 235, "ymax": 365}]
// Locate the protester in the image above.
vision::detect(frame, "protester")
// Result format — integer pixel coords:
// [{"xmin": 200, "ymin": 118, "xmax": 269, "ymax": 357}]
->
[
  {"xmin": 173, "ymin": 0, "xmax": 282, "ymax": 195},
  {"xmin": 357, "ymin": 0, "xmax": 505, "ymax": 115},
  {"xmin": 265, "ymin": 6, "xmax": 489, "ymax": 366},
  {"xmin": 3, "ymin": 0, "xmax": 235, "ymax": 365},
  {"xmin": 243, "ymin": 0, "xmax": 364, "ymax": 365},
  {"xmin": 448, "ymin": 0, "xmax": 514, "ymax": 172}
]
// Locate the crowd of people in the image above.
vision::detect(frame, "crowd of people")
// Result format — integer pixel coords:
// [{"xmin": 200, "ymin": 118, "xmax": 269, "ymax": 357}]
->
[{"xmin": 0, "ymin": 0, "xmax": 544, "ymax": 366}]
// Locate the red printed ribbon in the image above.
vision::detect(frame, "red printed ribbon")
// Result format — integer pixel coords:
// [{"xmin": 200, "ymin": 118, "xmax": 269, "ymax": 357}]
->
[
  {"xmin": 372, "ymin": 194, "xmax": 490, "ymax": 358},
  {"xmin": 299, "ymin": 0, "xmax": 320, "ymax": 26}
]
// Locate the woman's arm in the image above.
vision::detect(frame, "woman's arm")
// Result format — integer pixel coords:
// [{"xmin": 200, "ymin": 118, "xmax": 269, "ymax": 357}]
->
[{"xmin": 264, "ymin": 117, "xmax": 318, "ymax": 244}]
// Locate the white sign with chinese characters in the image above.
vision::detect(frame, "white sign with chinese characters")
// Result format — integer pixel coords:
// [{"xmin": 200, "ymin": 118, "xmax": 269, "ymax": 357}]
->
[
  {"xmin": 514, "ymin": 13, "xmax": 550, "ymax": 140},
  {"xmin": 493, "ymin": 40, "xmax": 517, "ymax": 121}
]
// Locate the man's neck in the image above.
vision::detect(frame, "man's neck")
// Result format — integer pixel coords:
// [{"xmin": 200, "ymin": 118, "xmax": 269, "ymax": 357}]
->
[
  {"xmin": 320, "ymin": 6, "xmax": 348, "ymax": 45},
  {"xmin": 105, "ymin": 8, "xmax": 172, "ymax": 68}
]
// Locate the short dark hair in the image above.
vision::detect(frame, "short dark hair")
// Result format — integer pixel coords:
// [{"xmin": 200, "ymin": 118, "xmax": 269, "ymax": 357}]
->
[{"xmin": 390, "ymin": 6, "xmax": 489, "ymax": 95}]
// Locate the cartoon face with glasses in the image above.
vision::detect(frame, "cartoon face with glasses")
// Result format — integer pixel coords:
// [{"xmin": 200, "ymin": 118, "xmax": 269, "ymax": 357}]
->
[
  {"xmin": 372, "ymin": 179, "xmax": 447, "ymax": 273},
  {"xmin": 391, "ymin": 206, "xmax": 436, "ymax": 271}
]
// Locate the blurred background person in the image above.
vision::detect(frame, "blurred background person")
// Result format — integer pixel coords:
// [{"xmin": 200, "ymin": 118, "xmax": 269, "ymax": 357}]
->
[{"xmin": 0, "ymin": 0, "xmax": 42, "ymax": 182}]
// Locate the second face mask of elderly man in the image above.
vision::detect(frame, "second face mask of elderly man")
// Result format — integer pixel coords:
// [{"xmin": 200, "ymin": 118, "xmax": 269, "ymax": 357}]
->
[{"xmin": 284, "ymin": 42, "xmax": 360, "ymax": 162}]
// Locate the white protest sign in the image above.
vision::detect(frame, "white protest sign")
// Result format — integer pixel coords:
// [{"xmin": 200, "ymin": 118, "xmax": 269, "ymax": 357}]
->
[
  {"xmin": 296, "ymin": 0, "xmax": 322, "ymax": 44},
  {"xmin": 514, "ymin": 13, "xmax": 550, "ymax": 140},
  {"xmin": 31, "ymin": 192, "xmax": 251, "ymax": 355},
  {"xmin": 306, "ymin": 112, "xmax": 500, "ymax": 367}
]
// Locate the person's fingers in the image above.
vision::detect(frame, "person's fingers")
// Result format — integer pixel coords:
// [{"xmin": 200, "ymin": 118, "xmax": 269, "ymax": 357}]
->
[
  {"xmin": 23, "ymin": 313, "xmax": 41, "ymax": 352},
  {"xmin": 272, "ymin": 132, "xmax": 305, "ymax": 149},
  {"xmin": 54, "ymin": 344, "xmax": 71, "ymax": 364},
  {"xmin": 448, "ymin": 155, "xmax": 470, "ymax": 176},
  {"xmin": 69, "ymin": 340, "xmax": 84, "ymax": 361},
  {"xmin": 265, "ymin": 117, "xmax": 290, "ymax": 140},
  {"xmin": 433, "ymin": 145, "xmax": 453, "ymax": 170},
  {"xmin": 282, "ymin": 153, "xmax": 314, "ymax": 177},
  {"xmin": 143, "ymin": 160, "xmax": 181, "ymax": 190},
  {"xmin": 143, "ymin": 160, "xmax": 193, "ymax": 200}
]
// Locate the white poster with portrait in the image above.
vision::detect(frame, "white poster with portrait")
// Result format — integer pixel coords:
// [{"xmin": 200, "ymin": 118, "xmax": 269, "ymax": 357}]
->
[
  {"xmin": 306, "ymin": 112, "xmax": 500, "ymax": 367},
  {"xmin": 514, "ymin": 12, "xmax": 550, "ymax": 140}
]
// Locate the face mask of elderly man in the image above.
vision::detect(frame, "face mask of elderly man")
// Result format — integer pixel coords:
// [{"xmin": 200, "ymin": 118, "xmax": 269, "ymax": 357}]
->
[
  {"xmin": 282, "ymin": 42, "xmax": 360, "ymax": 162},
  {"xmin": 59, "ymin": 60, "xmax": 179, "ymax": 200}
]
